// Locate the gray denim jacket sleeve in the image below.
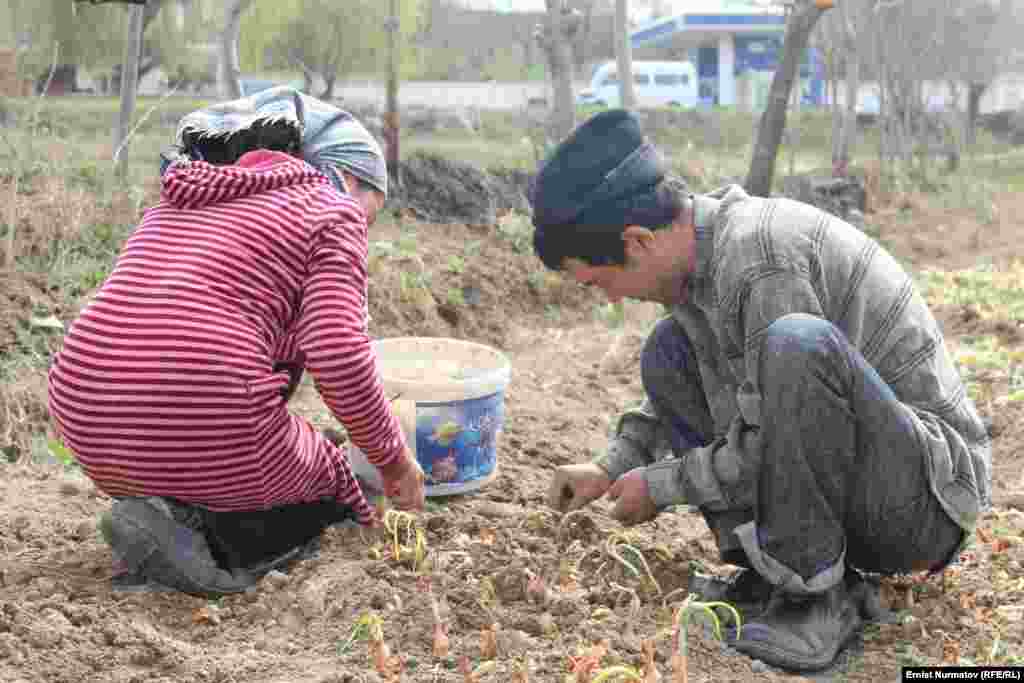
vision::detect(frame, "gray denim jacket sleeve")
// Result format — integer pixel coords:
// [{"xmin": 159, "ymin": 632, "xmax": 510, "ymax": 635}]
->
[{"xmin": 591, "ymin": 397, "xmax": 671, "ymax": 481}]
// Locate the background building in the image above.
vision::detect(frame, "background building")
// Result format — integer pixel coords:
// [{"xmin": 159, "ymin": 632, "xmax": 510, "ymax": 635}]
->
[{"xmin": 630, "ymin": 0, "xmax": 825, "ymax": 111}]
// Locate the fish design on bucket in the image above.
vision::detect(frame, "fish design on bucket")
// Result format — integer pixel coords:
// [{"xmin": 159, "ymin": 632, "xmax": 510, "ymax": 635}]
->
[
  {"xmin": 430, "ymin": 420, "xmax": 463, "ymax": 447},
  {"xmin": 430, "ymin": 450, "xmax": 459, "ymax": 483}
]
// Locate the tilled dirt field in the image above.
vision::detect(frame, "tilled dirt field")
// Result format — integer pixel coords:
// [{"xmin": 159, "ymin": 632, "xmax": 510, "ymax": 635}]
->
[{"xmin": 1, "ymin": 202, "xmax": 1023, "ymax": 682}]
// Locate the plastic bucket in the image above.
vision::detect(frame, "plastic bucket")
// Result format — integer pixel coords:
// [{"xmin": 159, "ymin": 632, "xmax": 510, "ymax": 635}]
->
[{"xmin": 348, "ymin": 337, "xmax": 511, "ymax": 497}]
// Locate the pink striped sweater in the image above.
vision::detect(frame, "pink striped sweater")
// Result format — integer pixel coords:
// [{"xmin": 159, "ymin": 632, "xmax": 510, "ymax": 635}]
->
[{"xmin": 48, "ymin": 150, "xmax": 405, "ymax": 525}]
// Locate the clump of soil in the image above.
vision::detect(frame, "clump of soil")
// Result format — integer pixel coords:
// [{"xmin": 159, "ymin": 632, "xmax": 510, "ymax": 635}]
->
[
  {"xmin": 779, "ymin": 173, "xmax": 868, "ymax": 221},
  {"xmin": 0, "ymin": 270, "xmax": 63, "ymax": 359},
  {"xmin": 933, "ymin": 303, "xmax": 1023, "ymax": 347},
  {"xmin": 393, "ymin": 153, "xmax": 533, "ymax": 226},
  {"xmin": 872, "ymin": 190, "xmax": 1024, "ymax": 271}
]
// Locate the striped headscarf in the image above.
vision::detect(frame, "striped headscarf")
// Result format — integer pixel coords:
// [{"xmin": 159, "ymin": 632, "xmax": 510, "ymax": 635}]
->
[{"xmin": 163, "ymin": 86, "xmax": 388, "ymax": 197}]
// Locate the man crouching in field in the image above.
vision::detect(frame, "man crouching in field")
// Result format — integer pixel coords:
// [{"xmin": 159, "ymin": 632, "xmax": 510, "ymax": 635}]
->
[{"xmin": 531, "ymin": 109, "xmax": 990, "ymax": 672}]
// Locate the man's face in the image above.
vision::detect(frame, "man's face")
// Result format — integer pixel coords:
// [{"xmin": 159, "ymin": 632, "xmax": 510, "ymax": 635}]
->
[
  {"xmin": 563, "ymin": 257, "xmax": 660, "ymax": 305},
  {"xmin": 562, "ymin": 218, "xmax": 695, "ymax": 306}
]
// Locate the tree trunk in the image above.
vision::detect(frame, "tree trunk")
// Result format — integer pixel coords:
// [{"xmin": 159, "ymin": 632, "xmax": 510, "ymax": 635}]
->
[
  {"xmin": 614, "ymin": 0, "xmax": 637, "ymax": 109},
  {"xmin": 835, "ymin": 56, "xmax": 860, "ymax": 177},
  {"xmin": 142, "ymin": 0, "xmax": 170, "ymax": 36},
  {"xmin": 826, "ymin": 46, "xmax": 842, "ymax": 164},
  {"xmin": 288, "ymin": 49, "xmax": 317, "ymax": 94},
  {"xmin": 386, "ymin": 0, "xmax": 401, "ymax": 187},
  {"xmin": 540, "ymin": 0, "xmax": 579, "ymax": 143},
  {"xmin": 831, "ymin": 1, "xmax": 859, "ymax": 178},
  {"xmin": 321, "ymin": 74, "xmax": 337, "ymax": 101},
  {"xmin": 114, "ymin": 3, "xmax": 145, "ymax": 178},
  {"xmin": 746, "ymin": 2, "xmax": 830, "ymax": 197},
  {"xmin": 966, "ymin": 82, "xmax": 987, "ymax": 147},
  {"xmin": 219, "ymin": 0, "xmax": 253, "ymax": 100}
]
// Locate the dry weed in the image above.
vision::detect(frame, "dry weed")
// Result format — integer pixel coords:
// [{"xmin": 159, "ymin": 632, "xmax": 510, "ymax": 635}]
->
[{"xmin": 0, "ymin": 366, "xmax": 49, "ymax": 463}]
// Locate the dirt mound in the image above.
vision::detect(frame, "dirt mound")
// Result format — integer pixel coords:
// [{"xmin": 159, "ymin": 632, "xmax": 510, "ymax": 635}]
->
[
  {"xmin": 394, "ymin": 153, "xmax": 533, "ymax": 226},
  {"xmin": 933, "ymin": 303, "xmax": 1024, "ymax": 347},
  {"xmin": 365, "ymin": 217, "xmax": 602, "ymax": 351},
  {"xmin": 874, "ymin": 190, "xmax": 1024, "ymax": 271}
]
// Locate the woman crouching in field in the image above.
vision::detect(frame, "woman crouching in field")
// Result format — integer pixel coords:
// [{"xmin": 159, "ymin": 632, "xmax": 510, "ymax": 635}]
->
[{"xmin": 47, "ymin": 87, "xmax": 424, "ymax": 596}]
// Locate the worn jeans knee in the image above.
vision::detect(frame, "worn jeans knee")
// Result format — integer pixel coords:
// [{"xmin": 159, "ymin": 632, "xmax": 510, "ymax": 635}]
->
[
  {"xmin": 751, "ymin": 312, "xmax": 959, "ymax": 585},
  {"xmin": 640, "ymin": 316, "xmax": 713, "ymax": 453},
  {"xmin": 641, "ymin": 316, "xmax": 696, "ymax": 399},
  {"xmin": 760, "ymin": 314, "xmax": 847, "ymax": 378}
]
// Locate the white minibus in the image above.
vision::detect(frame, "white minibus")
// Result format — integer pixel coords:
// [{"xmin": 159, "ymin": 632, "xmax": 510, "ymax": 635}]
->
[{"xmin": 577, "ymin": 60, "xmax": 699, "ymax": 109}]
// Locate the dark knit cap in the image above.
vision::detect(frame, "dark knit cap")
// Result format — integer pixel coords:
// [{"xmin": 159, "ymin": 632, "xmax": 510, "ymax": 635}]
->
[{"xmin": 529, "ymin": 109, "xmax": 668, "ymax": 269}]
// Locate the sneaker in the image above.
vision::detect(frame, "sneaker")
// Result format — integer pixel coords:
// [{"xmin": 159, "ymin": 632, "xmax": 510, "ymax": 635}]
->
[
  {"xmin": 689, "ymin": 567, "xmax": 774, "ymax": 621},
  {"xmin": 733, "ymin": 579, "xmax": 863, "ymax": 671},
  {"xmin": 104, "ymin": 497, "xmax": 258, "ymax": 598}
]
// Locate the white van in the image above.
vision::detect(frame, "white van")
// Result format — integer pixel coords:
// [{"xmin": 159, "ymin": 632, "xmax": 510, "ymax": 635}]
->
[{"xmin": 577, "ymin": 60, "xmax": 698, "ymax": 109}]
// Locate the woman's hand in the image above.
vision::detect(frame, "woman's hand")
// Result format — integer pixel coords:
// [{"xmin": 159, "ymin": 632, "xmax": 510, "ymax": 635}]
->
[{"xmin": 378, "ymin": 449, "xmax": 426, "ymax": 511}]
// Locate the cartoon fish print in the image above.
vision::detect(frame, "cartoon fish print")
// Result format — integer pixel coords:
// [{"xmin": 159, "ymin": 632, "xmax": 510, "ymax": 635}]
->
[
  {"xmin": 430, "ymin": 450, "xmax": 459, "ymax": 483},
  {"xmin": 430, "ymin": 420, "xmax": 463, "ymax": 447}
]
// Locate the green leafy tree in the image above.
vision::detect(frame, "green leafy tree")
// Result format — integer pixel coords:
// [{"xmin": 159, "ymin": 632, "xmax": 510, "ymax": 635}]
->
[
  {"xmin": 8, "ymin": 0, "xmax": 124, "ymax": 89},
  {"xmin": 9, "ymin": 1, "xmax": 210, "ymax": 94},
  {"xmin": 147, "ymin": 1, "xmax": 218, "ymax": 92},
  {"xmin": 242, "ymin": 0, "xmax": 423, "ymax": 99}
]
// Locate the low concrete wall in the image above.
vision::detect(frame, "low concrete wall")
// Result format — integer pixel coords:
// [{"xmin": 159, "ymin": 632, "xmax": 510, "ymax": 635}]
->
[
  {"xmin": 328, "ymin": 80, "xmax": 590, "ymax": 111},
  {"xmin": 132, "ymin": 73, "xmax": 590, "ymax": 112}
]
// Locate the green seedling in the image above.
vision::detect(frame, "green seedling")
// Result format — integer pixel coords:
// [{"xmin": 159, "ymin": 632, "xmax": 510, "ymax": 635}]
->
[
  {"xmin": 339, "ymin": 611, "xmax": 383, "ymax": 656},
  {"xmin": 446, "ymin": 287, "xmax": 465, "ymax": 307},
  {"xmin": 382, "ymin": 508, "xmax": 427, "ymax": 573},
  {"xmin": 47, "ymin": 437, "xmax": 78, "ymax": 469},
  {"xmin": 591, "ymin": 666, "xmax": 644, "ymax": 682},
  {"xmin": 446, "ymin": 255, "xmax": 466, "ymax": 274},
  {"xmin": 669, "ymin": 593, "xmax": 742, "ymax": 683},
  {"xmin": 605, "ymin": 532, "xmax": 662, "ymax": 595},
  {"xmin": 348, "ymin": 612, "xmax": 401, "ymax": 678}
]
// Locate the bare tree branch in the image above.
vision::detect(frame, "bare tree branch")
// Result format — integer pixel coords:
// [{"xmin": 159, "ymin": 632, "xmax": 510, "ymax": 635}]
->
[
  {"xmin": 219, "ymin": 0, "xmax": 253, "ymax": 100},
  {"xmin": 873, "ymin": 0, "xmax": 906, "ymax": 13},
  {"xmin": 114, "ymin": 3, "xmax": 145, "ymax": 178}
]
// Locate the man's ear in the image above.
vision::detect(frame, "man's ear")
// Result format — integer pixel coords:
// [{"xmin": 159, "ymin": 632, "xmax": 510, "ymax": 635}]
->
[{"xmin": 622, "ymin": 225, "xmax": 655, "ymax": 257}]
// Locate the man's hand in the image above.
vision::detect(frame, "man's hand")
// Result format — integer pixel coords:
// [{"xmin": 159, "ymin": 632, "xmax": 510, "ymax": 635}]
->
[
  {"xmin": 379, "ymin": 449, "xmax": 425, "ymax": 511},
  {"xmin": 607, "ymin": 467, "xmax": 658, "ymax": 526},
  {"xmin": 547, "ymin": 463, "xmax": 613, "ymax": 513}
]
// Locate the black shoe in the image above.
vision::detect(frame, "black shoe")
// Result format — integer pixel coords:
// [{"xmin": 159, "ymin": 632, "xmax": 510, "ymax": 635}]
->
[
  {"xmin": 688, "ymin": 567, "xmax": 775, "ymax": 621},
  {"xmin": 733, "ymin": 580, "xmax": 863, "ymax": 671},
  {"xmin": 104, "ymin": 497, "xmax": 261, "ymax": 598}
]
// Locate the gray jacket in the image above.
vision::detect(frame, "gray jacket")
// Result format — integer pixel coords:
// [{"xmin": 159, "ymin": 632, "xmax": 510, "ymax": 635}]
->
[{"xmin": 595, "ymin": 185, "xmax": 991, "ymax": 532}]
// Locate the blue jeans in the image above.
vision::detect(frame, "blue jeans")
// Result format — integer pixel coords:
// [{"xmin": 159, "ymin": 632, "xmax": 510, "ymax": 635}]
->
[{"xmin": 642, "ymin": 314, "xmax": 963, "ymax": 584}]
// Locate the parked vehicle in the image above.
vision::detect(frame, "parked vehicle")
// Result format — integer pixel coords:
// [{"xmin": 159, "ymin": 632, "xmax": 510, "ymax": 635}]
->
[{"xmin": 577, "ymin": 60, "xmax": 698, "ymax": 109}]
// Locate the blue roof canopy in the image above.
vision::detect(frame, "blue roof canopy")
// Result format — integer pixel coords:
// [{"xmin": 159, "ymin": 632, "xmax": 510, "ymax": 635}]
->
[{"xmin": 632, "ymin": 11, "xmax": 785, "ymax": 49}]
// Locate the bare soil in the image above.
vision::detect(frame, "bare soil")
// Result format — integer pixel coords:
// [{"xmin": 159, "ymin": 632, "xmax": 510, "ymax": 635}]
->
[{"xmin": 2, "ymin": 193, "xmax": 1024, "ymax": 683}]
